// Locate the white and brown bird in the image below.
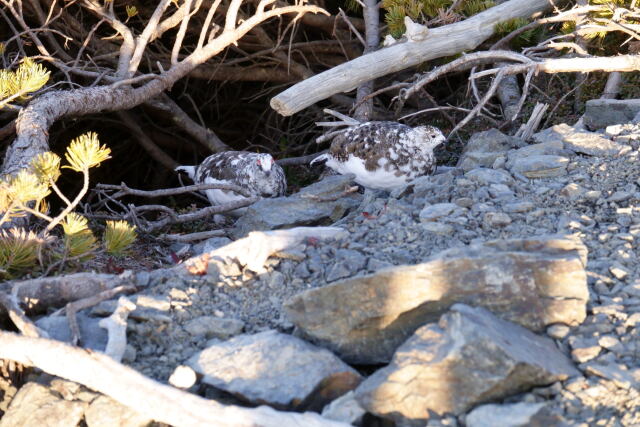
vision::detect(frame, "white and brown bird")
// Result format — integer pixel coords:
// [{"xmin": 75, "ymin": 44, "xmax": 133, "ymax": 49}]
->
[
  {"xmin": 176, "ymin": 151, "xmax": 286, "ymax": 215},
  {"xmin": 311, "ymin": 121, "xmax": 445, "ymax": 191}
]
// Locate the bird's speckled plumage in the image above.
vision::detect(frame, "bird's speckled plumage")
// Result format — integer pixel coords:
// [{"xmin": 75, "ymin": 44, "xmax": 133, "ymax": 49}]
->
[
  {"xmin": 311, "ymin": 122, "xmax": 445, "ymax": 190},
  {"xmin": 176, "ymin": 151, "xmax": 286, "ymax": 214}
]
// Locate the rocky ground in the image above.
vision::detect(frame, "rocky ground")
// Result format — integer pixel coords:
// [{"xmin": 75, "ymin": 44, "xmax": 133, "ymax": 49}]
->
[{"xmin": 3, "ymin": 99, "xmax": 640, "ymax": 426}]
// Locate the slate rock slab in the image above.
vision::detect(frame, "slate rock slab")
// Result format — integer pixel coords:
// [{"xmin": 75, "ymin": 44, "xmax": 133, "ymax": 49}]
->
[
  {"xmin": 0, "ymin": 382, "xmax": 87, "ymax": 427},
  {"xmin": 465, "ymin": 402, "xmax": 565, "ymax": 427},
  {"xmin": 36, "ymin": 312, "xmax": 108, "ymax": 351},
  {"xmin": 533, "ymin": 123, "xmax": 626, "ymax": 156},
  {"xmin": 584, "ymin": 99, "xmax": 640, "ymax": 129},
  {"xmin": 231, "ymin": 174, "xmax": 362, "ymax": 239},
  {"xmin": 355, "ymin": 304, "xmax": 579, "ymax": 424},
  {"xmin": 508, "ymin": 155, "xmax": 569, "ymax": 178},
  {"xmin": 186, "ymin": 330, "xmax": 362, "ymax": 409},
  {"xmin": 284, "ymin": 235, "xmax": 588, "ymax": 364}
]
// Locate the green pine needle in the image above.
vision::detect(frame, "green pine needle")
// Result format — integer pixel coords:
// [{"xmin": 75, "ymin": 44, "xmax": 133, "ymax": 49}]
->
[
  {"xmin": 9, "ymin": 170, "xmax": 51, "ymax": 205},
  {"xmin": 104, "ymin": 220, "xmax": 137, "ymax": 255},
  {"xmin": 64, "ymin": 132, "xmax": 112, "ymax": 172},
  {"xmin": 0, "ymin": 57, "xmax": 50, "ymax": 107},
  {"xmin": 31, "ymin": 151, "xmax": 62, "ymax": 183},
  {"xmin": 61, "ymin": 213, "xmax": 97, "ymax": 258},
  {"xmin": 0, "ymin": 228, "xmax": 43, "ymax": 278}
]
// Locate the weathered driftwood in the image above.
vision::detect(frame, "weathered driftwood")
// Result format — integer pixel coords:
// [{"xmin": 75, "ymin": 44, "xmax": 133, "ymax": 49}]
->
[
  {"xmin": 99, "ymin": 297, "xmax": 136, "ymax": 362},
  {"xmin": 179, "ymin": 226, "xmax": 347, "ymax": 275},
  {"xmin": 270, "ymin": 0, "xmax": 552, "ymax": 116},
  {"xmin": 1, "ymin": 272, "xmax": 135, "ymax": 314},
  {"xmin": 0, "ymin": 331, "xmax": 349, "ymax": 427},
  {"xmin": 516, "ymin": 102, "xmax": 549, "ymax": 140},
  {"xmin": 496, "ymin": 63, "xmax": 522, "ymax": 121},
  {"xmin": 64, "ymin": 284, "xmax": 137, "ymax": 346}
]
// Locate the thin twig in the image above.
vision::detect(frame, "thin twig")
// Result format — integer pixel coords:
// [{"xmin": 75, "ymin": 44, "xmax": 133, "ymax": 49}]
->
[
  {"xmin": 276, "ymin": 151, "xmax": 327, "ymax": 166},
  {"xmin": 448, "ymin": 68, "xmax": 507, "ymax": 137},
  {"xmin": 338, "ymin": 8, "xmax": 366, "ymax": 47},
  {"xmin": 300, "ymin": 185, "xmax": 359, "ymax": 202},
  {"xmin": 96, "ymin": 181, "xmax": 252, "ymax": 199},
  {"xmin": 66, "ymin": 284, "xmax": 137, "ymax": 346},
  {"xmin": 158, "ymin": 229, "xmax": 227, "ymax": 242}
]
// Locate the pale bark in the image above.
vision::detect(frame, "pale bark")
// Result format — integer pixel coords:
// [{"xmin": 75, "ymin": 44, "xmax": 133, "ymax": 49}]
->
[
  {"xmin": 270, "ymin": 0, "xmax": 552, "ymax": 116},
  {"xmin": 601, "ymin": 71, "xmax": 623, "ymax": 99},
  {"xmin": 496, "ymin": 63, "xmax": 522, "ymax": 120},
  {"xmin": 354, "ymin": 0, "xmax": 380, "ymax": 121},
  {"xmin": 178, "ymin": 226, "xmax": 347, "ymax": 275},
  {"xmin": 1, "ymin": 5, "xmax": 326, "ymax": 176},
  {"xmin": 98, "ymin": 296, "xmax": 136, "ymax": 362},
  {"xmin": 0, "ymin": 272, "xmax": 132, "ymax": 314},
  {"xmin": 0, "ymin": 331, "xmax": 349, "ymax": 427}
]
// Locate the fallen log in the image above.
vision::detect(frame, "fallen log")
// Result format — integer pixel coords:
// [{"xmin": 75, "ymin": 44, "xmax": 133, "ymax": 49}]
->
[
  {"xmin": 270, "ymin": 0, "xmax": 552, "ymax": 116},
  {"xmin": 0, "ymin": 331, "xmax": 348, "ymax": 427}
]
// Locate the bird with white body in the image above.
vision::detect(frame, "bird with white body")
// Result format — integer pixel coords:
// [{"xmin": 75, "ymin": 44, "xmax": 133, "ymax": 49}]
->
[
  {"xmin": 176, "ymin": 151, "xmax": 286, "ymax": 216},
  {"xmin": 311, "ymin": 121, "xmax": 445, "ymax": 191}
]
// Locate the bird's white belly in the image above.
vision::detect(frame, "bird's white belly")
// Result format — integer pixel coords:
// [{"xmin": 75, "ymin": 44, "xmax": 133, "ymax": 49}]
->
[
  {"xmin": 327, "ymin": 155, "xmax": 409, "ymax": 190},
  {"xmin": 203, "ymin": 178, "xmax": 251, "ymax": 216}
]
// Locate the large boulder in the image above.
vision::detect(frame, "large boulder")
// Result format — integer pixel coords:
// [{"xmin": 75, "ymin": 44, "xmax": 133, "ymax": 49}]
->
[
  {"xmin": 354, "ymin": 304, "xmax": 579, "ymax": 425},
  {"xmin": 231, "ymin": 175, "xmax": 362, "ymax": 239},
  {"xmin": 284, "ymin": 235, "xmax": 588, "ymax": 364},
  {"xmin": 186, "ymin": 330, "xmax": 361, "ymax": 410}
]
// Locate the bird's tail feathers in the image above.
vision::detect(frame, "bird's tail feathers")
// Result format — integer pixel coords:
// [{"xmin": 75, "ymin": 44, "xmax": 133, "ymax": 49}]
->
[
  {"xmin": 310, "ymin": 153, "xmax": 329, "ymax": 166},
  {"xmin": 175, "ymin": 165, "xmax": 196, "ymax": 180}
]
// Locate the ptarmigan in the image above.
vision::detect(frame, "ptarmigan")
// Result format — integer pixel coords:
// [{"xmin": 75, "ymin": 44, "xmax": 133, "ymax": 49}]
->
[
  {"xmin": 311, "ymin": 121, "xmax": 445, "ymax": 191},
  {"xmin": 176, "ymin": 151, "xmax": 286, "ymax": 215}
]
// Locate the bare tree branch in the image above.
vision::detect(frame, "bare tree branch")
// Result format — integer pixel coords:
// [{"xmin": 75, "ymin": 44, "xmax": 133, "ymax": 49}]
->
[{"xmin": 0, "ymin": 331, "xmax": 349, "ymax": 427}]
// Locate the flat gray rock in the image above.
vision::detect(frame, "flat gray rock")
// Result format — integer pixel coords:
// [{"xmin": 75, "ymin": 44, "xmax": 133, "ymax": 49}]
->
[
  {"xmin": 354, "ymin": 304, "xmax": 579, "ymax": 424},
  {"xmin": 419, "ymin": 202, "xmax": 458, "ymax": 222},
  {"xmin": 465, "ymin": 168, "xmax": 515, "ymax": 185},
  {"xmin": 466, "ymin": 402, "xmax": 557, "ymax": 427},
  {"xmin": 186, "ymin": 330, "xmax": 362, "ymax": 409},
  {"xmin": 584, "ymin": 99, "xmax": 640, "ymax": 129},
  {"xmin": 231, "ymin": 174, "xmax": 362, "ymax": 239},
  {"xmin": 183, "ymin": 316, "xmax": 244, "ymax": 339},
  {"xmin": 36, "ymin": 313, "xmax": 108, "ymax": 351},
  {"xmin": 0, "ymin": 382, "xmax": 87, "ymax": 427},
  {"xmin": 457, "ymin": 129, "xmax": 521, "ymax": 172},
  {"xmin": 284, "ymin": 235, "xmax": 588, "ymax": 364},
  {"xmin": 533, "ymin": 123, "xmax": 626, "ymax": 156},
  {"xmin": 506, "ymin": 141, "xmax": 567, "ymax": 169},
  {"xmin": 583, "ymin": 362, "xmax": 638, "ymax": 389},
  {"xmin": 509, "ymin": 155, "xmax": 569, "ymax": 178}
]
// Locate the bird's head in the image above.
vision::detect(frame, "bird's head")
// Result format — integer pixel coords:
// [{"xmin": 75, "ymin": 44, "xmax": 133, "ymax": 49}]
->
[
  {"xmin": 256, "ymin": 153, "xmax": 275, "ymax": 175},
  {"xmin": 414, "ymin": 125, "xmax": 446, "ymax": 150},
  {"xmin": 175, "ymin": 165, "xmax": 196, "ymax": 181}
]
